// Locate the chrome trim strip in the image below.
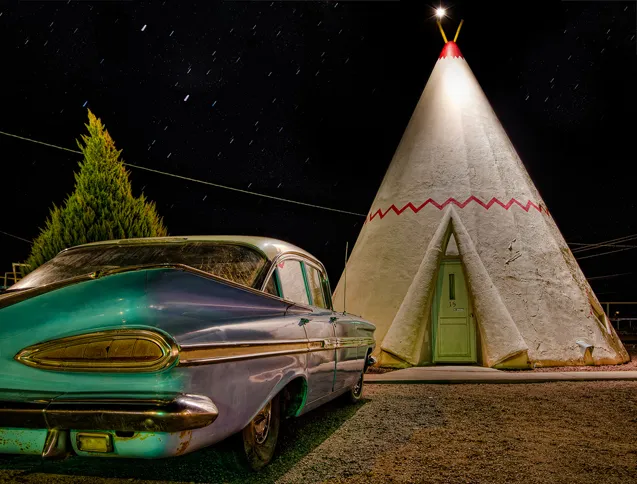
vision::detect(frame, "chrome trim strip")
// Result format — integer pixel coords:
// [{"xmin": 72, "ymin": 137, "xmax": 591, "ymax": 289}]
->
[
  {"xmin": 178, "ymin": 336, "xmax": 376, "ymax": 366},
  {"xmin": 0, "ymin": 394, "xmax": 218, "ymax": 433},
  {"xmin": 179, "ymin": 341, "xmax": 312, "ymax": 366},
  {"xmin": 271, "ymin": 251, "xmax": 328, "ymax": 279}
]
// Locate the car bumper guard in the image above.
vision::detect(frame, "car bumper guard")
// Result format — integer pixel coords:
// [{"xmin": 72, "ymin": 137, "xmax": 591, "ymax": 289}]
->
[{"xmin": 0, "ymin": 392, "xmax": 218, "ymax": 433}]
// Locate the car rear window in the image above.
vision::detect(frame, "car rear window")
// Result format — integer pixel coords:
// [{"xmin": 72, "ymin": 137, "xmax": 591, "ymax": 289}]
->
[{"xmin": 12, "ymin": 242, "xmax": 267, "ymax": 290}]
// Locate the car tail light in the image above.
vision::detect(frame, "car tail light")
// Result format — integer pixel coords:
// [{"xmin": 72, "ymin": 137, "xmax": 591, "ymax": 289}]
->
[
  {"xmin": 14, "ymin": 329, "xmax": 178, "ymax": 372},
  {"xmin": 76, "ymin": 433, "xmax": 113, "ymax": 453}
]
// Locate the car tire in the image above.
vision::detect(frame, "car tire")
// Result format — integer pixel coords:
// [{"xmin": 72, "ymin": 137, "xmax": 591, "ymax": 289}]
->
[
  {"xmin": 346, "ymin": 371, "xmax": 364, "ymax": 403},
  {"xmin": 226, "ymin": 393, "xmax": 281, "ymax": 471}
]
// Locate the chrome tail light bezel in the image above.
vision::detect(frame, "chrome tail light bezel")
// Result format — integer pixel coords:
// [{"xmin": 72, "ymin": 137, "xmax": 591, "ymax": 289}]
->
[{"xmin": 14, "ymin": 329, "xmax": 179, "ymax": 373}]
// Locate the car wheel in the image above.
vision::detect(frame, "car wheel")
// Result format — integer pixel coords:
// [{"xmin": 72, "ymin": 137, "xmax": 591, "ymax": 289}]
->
[
  {"xmin": 346, "ymin": 371, "xmax": 364, "ymax": 403},
  {"xmin": 239, "ymin": 393, "xmax": 281, "ymax": 471}
]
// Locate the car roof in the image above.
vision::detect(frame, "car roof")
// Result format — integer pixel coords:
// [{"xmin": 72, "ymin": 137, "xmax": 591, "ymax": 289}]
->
[{"xmin": 65, "ymin": 235, "xmax": 320, "ymax": 264}]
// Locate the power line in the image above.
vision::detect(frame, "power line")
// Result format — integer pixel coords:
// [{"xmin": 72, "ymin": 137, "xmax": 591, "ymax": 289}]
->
[
  {"xmin": 572, "ymin": 233, "xmax": 637, "ymax": 249},
  {"xmin": 0, "ymin": 130, "xmax": 81, "ymax": 154},
  {"xmin": 576, "ymin": 246, "xmax": 637, "ymax": 260},
  {"xmin": 0, "ymin": 230, "xmax": 31, "ymax": 244},
  {"xmin": 5, "ymin": 128, "xmax": 637, "ymax": 259},
  {"xmin": 571, "ymin": 234, "xmax": 637, "ymax": 253},
  {"xmin": 0, "ymin": 129, "xmax": 367, "ymax": 217},
  {"xmin": 569, "ymin": 242, "xmax": 637, "ymax": 250},
  {"xmin": 122, "ymin": 162, "xmax": 367, "ymax": 217},
  {"xmin": 587, "ymin": 272, "xmax": 633, "ymax": 281}
]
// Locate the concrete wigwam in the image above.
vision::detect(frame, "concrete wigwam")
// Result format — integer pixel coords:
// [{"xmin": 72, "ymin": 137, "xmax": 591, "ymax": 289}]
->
[{"xmin": 333, "ymin": 26, "xmax": 628, "ymax": 369}]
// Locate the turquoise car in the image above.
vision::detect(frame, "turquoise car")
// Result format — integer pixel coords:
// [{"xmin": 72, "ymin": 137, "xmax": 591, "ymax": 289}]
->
[{"xmin": 0, "ymin": 236, "xmax": 376, "ymax": 469}]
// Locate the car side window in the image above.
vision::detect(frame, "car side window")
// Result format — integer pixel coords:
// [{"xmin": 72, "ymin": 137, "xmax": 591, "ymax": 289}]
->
[
  {"xmin": 305, "ymin": 265, "xmax": 328, "ymax": 309},
  {"xmin": 263, "ymin": 275, "xmax": 278, "ymax": 296},
  {"xmin": 277, "ymin": 260, "xmax": 309, "ymax": 305}
]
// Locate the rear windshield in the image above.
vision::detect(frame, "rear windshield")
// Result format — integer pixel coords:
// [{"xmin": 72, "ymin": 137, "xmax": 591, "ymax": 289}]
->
[{"xmin": 12, "ymin": 242, "xmax": 267, "ymax": 290}]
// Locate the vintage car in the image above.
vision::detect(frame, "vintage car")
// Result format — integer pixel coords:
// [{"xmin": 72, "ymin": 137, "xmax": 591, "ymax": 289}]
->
[{"xmin": 0, "ymin": 236, "xmax": 376, "ymax": 469}]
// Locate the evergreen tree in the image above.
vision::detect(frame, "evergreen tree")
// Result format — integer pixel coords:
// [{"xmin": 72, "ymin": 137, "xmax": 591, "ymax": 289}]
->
[{"xmin": 25, "ymin": 110, "xmax": 168, "ymax": 272}]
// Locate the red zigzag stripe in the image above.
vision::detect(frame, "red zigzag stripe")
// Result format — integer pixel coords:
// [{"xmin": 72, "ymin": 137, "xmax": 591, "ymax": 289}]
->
[{"xmin": 368, "ymin": 196, "xmax": 549, "ymax": 222}]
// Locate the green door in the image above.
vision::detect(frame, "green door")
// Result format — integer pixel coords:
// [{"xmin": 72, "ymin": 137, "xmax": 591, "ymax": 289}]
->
[{"xmin": 433, "ymin": 260, "xmax": 477, "ymax": 363}]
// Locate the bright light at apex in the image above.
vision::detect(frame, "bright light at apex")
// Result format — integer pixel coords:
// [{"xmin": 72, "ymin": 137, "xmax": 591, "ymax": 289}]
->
[{"xmin": 436, "ymin": 8, "xmax": 446, "ymax": 18}]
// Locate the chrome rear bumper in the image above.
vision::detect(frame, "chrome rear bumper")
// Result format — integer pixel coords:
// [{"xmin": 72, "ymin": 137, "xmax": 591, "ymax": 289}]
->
[{"xmin": 0, "ymin": 392, "xmax": 218, "ymax": 433}]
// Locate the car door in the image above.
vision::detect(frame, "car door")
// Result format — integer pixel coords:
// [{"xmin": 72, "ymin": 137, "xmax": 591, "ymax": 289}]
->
[
  {"xmin": 331, "ymin": 314, "xmax": 367, "ymax": 392},
  {"xmin": 275, "ymin": 258, "xmax": 336, "ymax": 404},
  {"xmin": 300, "ymin": 262, "xmax": 368, "ymax": 393}
]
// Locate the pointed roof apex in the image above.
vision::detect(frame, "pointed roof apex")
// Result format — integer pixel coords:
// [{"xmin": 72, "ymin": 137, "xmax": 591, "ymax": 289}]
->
[
  {"xmin": 439, "ymin": 41, "xmax": 463, "ymax": 59},
  {"xmin": 436, "ymin": 17, "xmax": 464, "ymax": 59}
]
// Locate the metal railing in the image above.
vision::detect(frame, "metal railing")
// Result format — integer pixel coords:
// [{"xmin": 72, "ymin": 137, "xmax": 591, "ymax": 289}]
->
[
  {"xmin": 596, "ymin": 303, "xmax": 637, "ymax": 344},
  {"xmin": 2, "ymin": 263, "xmax": 29, "ymax": 289},
  {"xmin": 600, "ymin": 301, "xmax": 637, "ymax": 313}
]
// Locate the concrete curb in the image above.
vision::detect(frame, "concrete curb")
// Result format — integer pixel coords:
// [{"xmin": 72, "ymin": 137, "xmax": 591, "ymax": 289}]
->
[{"xmin": 364, "ymin": 370, "xmax": 637, "ymax": 385}]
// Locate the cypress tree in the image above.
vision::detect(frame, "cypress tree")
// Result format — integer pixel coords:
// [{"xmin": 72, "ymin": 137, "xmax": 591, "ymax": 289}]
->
[{"xmin": 25, "ymin": 110, "xmax": 168, "ymax": 272}]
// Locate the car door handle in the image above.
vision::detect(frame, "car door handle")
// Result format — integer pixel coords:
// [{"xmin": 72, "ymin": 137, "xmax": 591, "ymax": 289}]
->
[
  {"xmin": 329, "ymin": 316, "xmax": 338, "ymax": 323},
  {"xmin": 300, "ymin": 318, "xmax": 311, "ymax": 326}
]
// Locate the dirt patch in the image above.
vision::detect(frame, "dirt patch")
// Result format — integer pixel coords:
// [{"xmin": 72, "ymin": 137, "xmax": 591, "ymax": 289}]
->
[{"xmin": 365, "ymin": 366, "xmax": 396, "ymax": 374}]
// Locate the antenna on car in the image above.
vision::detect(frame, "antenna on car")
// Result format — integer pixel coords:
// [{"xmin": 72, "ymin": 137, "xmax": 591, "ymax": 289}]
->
[{"xmin": 343, "ymin": 241, "xmax": 348, "ymax": 315}]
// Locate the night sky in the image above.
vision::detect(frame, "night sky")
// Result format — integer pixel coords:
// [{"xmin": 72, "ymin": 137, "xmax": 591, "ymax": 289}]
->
[{"xmin": 1, "ymin": 1, "xmax": 636, "ymax": 302}]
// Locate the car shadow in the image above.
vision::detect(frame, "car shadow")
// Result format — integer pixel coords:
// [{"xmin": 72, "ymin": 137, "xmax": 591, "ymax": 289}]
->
[{"xmin": 0, "ymin": 395, "xmax": 369, "ymax": 483}]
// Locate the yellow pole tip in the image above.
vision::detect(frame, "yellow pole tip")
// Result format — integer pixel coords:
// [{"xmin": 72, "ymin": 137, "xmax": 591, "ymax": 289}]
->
[
  {"xmin": 436, "ymin": 20, "xmax": 448, "ymax": 43},
  {"xmin": 453, "ymin": 19, "xmax": 464, "ymax": 43}
]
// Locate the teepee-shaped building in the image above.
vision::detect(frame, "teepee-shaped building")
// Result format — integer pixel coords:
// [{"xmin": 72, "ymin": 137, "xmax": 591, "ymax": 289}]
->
[{"xmin": 333, "ymin": 25, "xmax": 628, "ymax": 369}]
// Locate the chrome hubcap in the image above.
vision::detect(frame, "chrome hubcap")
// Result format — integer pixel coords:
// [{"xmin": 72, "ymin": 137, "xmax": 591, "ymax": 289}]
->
[
  {"xmin": 353, "ymin": 374, "xmax": 363, "ymax": 397},
  {"xmin": 253, "ymin": 400, "xmax": 272, "ymax": 444}
]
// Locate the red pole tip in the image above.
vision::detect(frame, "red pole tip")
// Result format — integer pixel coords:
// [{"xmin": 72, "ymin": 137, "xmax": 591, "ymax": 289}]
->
[{"xmin": 439, "ymin": 41, "xmax": 463, "ymax": 59}]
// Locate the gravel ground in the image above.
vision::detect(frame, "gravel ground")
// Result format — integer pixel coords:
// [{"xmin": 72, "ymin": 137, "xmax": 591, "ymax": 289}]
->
[{"xmin": 1, "ymin": 382, "xmax": 637, "ymax": 483}]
